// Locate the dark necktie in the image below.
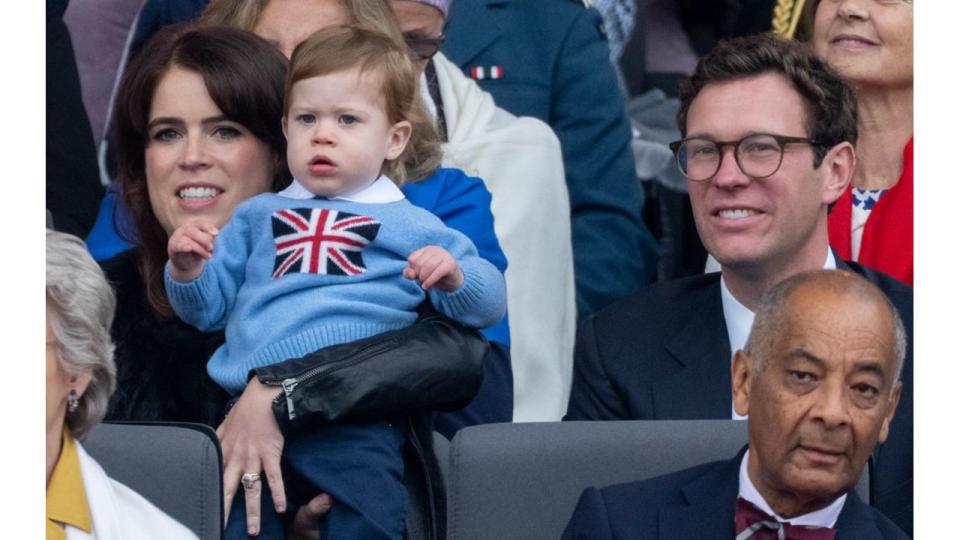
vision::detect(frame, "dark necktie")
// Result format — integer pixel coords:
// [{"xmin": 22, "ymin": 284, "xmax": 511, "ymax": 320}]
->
[{"xmin": 734, "ymin": 497, "xmax": 837, "ymax": 540}]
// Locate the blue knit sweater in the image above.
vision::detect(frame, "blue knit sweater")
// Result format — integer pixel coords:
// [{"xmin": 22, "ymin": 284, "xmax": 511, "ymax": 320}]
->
[
  {"xmin": 87, "ymin": 167, "xmax": 511, "ymax": 346},
  {"xmin": 165, "ymin": 193, "xmax": 507, "ymax": 393}
]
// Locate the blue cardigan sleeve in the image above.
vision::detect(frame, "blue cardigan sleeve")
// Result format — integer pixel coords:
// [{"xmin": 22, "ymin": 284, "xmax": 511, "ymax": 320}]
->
[
  {"xmin": 403, "ymin": 168, "xmax": 510, "ymax": 345},
  {"xmin": 403, "ymin": 168, "xmax": 507, "ymax": 272}
]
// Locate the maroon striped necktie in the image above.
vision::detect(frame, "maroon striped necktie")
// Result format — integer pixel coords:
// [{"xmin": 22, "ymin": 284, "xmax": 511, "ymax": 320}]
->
[{"xmin": 734, "ymin": 497, "xmax": 837, "ymax": 540}]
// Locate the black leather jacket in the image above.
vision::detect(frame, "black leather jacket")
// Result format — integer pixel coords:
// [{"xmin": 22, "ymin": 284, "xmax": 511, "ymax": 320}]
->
[
  {"xmin": 253, "ymin": 310, "xmax": 487, "ymax": 540},
  {"xmin": 253, "ymin": 310, "xmax": 485, "ymax": 430}
]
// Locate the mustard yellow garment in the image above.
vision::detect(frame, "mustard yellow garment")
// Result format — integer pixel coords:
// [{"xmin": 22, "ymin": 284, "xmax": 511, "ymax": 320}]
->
[{"xmin": 46, "ymin": 431, "xmax": 91, "ymax": 540}]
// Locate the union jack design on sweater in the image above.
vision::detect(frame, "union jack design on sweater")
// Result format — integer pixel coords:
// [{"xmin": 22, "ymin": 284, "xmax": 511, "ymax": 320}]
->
[{"xmin": 270, "ymin": 208, "xmax": 380, "ymax": 278}]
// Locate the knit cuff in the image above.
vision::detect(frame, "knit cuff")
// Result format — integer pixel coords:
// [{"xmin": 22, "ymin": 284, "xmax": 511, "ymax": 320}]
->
[
  {"xmin": 431, "ymin": 261, "xmax": 506, "ymax": 329},
  {"xmin": 163, "ymin": 261, "xmax": 217, "ymax": 318}
]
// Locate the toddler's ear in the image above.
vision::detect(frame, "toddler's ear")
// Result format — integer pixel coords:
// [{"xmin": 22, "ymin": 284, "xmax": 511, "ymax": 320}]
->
[
  {"xmin": 281, "ymin": 116, "xmax": 288, "ymax": 139},
  {"xmin": 386, "ymin": 121, "xmax": 413, "ymax": 160}
]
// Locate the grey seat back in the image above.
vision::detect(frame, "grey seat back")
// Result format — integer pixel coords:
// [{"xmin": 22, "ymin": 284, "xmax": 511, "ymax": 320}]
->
[
  {"xmin": 433, "ymin": 431, "xmax": 451, "ymax": 483},
  {"xmin": 83, "ymin": 422, "xmax": 223, "ymax": 540},
  {"xmin": 446, "ymin": 420, "xmax": 869, "ymax": 540}
]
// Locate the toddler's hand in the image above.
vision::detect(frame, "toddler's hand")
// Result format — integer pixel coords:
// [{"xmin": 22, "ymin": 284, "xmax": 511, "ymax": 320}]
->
[
  {"xmin": 403, "ymin": 246, "xmax": 464, "ymax": 292},
  {"xmin": 168, "ymin": 220, "xmax": 219, "ymax": 281}
]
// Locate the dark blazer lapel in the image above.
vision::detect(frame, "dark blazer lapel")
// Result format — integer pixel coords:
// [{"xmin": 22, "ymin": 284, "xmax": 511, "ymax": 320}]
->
[
  {"xmin": 653, "ymin": 277, "xmax": 732, "ymax": 418},
  {"xmin": 657, "ymin": 452, "xmax": 742, "ymax": 540},
  {"xmin": 836, "ymin": 254, "xmax": 852, "ymax": 272},
  {"xmin": 443, "ymin": 0, "xmax": 509, "ymax": 67},
  {"xmin": 834, "ymin": 491, "xmax": 883, "ymax": 539}
]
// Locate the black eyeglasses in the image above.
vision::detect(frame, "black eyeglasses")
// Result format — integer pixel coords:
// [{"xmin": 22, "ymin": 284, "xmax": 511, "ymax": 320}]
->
[
  {"xmin": 403, "ymin": 33, "xmax": 445, "ymax": 61},
  {"xmin": 669, "ymin": 134, "xmax": 822, "ymax": 182}
]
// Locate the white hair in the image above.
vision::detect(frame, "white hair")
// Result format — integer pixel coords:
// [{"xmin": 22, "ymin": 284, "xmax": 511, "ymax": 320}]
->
[{"xmin": 46, "ymin": 230, "xmax": 117, "ymax": 439}]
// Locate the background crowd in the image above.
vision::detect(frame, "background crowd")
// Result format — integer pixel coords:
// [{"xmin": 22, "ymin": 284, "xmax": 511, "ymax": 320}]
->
[{"xmin": 42, "ymin": 0, "xmax": 920, "ymax": 539}]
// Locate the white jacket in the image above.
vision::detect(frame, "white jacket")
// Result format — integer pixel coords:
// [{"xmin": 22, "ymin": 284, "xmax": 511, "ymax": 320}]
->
[
  {"xmin": 65, "ymin": 441, "xmax": 198, "ymax": 540},
  {"xmin": 427, "ymin": 53, "xmax": 576, "ymax": 422}
]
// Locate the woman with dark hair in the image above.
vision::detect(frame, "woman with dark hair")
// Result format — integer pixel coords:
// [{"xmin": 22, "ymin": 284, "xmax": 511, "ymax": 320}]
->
[
  {"xmin": 105, "ymin": 23, "xmax": 290, "ymax": 425},
  {"xmin": 107, "ymin": 0, "xmax": 577, "ymax": 429},
  {"xmin": 102, "ymin": 23, "xmax": 486, "ymax": 537},
  {"xmin": 111, "ymin": 23, "xmax": 292, "ymax": 326}
]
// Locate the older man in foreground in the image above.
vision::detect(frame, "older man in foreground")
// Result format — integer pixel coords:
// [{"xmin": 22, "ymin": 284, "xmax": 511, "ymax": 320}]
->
[{"xmin": 563, "ymin": 270, "xmax": 907, "ymax": 539}]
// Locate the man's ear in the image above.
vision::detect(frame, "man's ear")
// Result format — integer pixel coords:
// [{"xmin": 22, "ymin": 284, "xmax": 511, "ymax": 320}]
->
[
  {"xmin": 385, "ymin": 120, "xmax": 412, "ymax": 161},
  {"xmin": 732, "ymin": 350, "xmax": 753, "ymax": 417},
  {"xmin": 878, "ymin": 381, "xmax": 902, "ymax": 444},
  {"xmin": 820, "ymin": 141, "xmax": 855, "ymax": 205}
]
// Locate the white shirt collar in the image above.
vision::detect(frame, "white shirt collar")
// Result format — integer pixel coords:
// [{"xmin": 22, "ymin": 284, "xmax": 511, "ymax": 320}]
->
[
  {"xmin": 738, "ymin": 450, "xmax": 846, "ymax": 529},
  {"xmin": 723, "ymin": 249, "xmax": 837, "ymax": 420},
  {"xmin": 823, "ymin": 249, "xmax": 838, "ymax": 270},
  {"xmin": 277, "ymin": 175, "xmax": 405, "ymax": 203}
]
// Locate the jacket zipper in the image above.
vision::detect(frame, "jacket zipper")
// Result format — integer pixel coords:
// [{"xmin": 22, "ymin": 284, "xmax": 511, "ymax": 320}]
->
[{"xmin": 263, "ymin": 338, "xmax": 400, "ymax": 421}]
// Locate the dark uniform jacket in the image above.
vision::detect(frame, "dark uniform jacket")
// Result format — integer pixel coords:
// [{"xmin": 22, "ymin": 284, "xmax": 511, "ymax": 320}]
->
[{"xmin": 444, "ymin": 0, "xmax": 659, "ymax": 315}]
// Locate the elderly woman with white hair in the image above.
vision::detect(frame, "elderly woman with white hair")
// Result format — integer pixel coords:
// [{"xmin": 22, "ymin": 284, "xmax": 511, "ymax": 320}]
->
[{"xmin": 45, "ymin": 230, "xmax": 195, "ymax": 540}]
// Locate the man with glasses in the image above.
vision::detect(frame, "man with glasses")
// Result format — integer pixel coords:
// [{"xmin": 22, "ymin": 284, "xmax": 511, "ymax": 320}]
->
[{"xmin": 565, "ymin": 33, "xmax": 914, "ymax": 535}]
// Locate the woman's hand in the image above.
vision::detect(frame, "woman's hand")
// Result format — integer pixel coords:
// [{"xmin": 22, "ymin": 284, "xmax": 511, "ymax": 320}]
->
[{"xmin": 217, "ymin": 377, "xmax": 286, "ymax": 536}]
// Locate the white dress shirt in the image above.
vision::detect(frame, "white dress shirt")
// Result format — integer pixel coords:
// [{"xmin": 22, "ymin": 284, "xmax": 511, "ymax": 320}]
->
[{"xmin": 738, "ymin": 449, "xmax": 845, "ymax": 528}]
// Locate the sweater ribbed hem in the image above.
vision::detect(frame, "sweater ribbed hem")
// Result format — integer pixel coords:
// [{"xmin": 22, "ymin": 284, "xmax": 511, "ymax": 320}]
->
[{"xmin": 209, "ymin": 321, "xmax": 410, "ymax": 393}]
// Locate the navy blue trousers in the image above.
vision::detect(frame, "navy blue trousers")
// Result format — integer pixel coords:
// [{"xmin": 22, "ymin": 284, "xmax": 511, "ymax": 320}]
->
[{"xmin": 224, "ymin": 422, "xmax": 406, "ymax": 539}]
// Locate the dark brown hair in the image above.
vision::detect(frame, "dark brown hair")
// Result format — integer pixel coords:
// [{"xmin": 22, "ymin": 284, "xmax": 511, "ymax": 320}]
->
[
  {"xmin": 677, "ymin": 33, "xmax": 857, "ymax": 167},
  {"xmin": 285, "ymin": 24, "xmax": 441, "ymax": 184},
  {"xmin": 111, "ymin": 23, "xmax": 290, "ymax": 316}
]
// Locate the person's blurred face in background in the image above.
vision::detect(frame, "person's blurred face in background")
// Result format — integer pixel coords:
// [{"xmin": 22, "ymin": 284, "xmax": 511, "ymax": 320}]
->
[
  {"xmin": 812, "ymin": 0, "xmax": 913, "ymax": 88},
  {"xmin": 254, "ymin": 0, "xmax": 350, "ymax": 58},
  {"xmin": 253, "ymin": 0, "xmax": 444, "ymax": 77},
  {"xmin": 390, "ymin": 0, "xmax": 445, "ymax": 76}
]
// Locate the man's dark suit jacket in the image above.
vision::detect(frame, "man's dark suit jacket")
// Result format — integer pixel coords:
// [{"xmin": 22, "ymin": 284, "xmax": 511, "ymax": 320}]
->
[
  {"xmin": 561, "ymin": 448, "xmax": 908, "ymax": 540},
  {"xmin": 565, "ymin": 261, "xmax": 913, "ymax": 536}
]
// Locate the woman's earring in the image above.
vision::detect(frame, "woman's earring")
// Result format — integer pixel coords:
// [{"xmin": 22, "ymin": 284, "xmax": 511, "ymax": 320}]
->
[{"xmin": 67, "ymin": 389, "xmax": 79, "ymax": 413}]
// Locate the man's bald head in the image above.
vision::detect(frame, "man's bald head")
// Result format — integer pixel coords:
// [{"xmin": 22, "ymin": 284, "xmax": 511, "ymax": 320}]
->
[{"xmin": 745, "ymin": 269, "xmax": 906, "ymax": 386}]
